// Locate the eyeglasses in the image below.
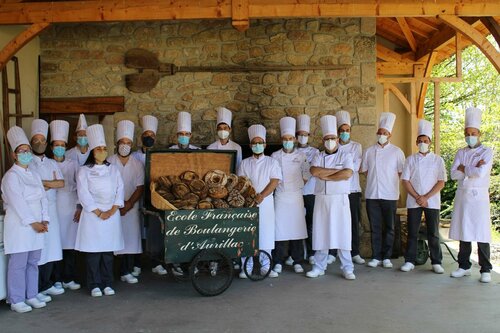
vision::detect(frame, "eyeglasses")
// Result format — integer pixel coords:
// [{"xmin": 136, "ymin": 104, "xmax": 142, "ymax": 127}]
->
[{"xmin": 16, "ymin": 149, "xmax": 32, "ymax": 154}]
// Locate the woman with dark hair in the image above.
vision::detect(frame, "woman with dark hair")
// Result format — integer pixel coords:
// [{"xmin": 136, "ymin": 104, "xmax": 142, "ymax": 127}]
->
[{"xmin": 74, "ymin": 124, "xmax": 125, "ymax": 297}]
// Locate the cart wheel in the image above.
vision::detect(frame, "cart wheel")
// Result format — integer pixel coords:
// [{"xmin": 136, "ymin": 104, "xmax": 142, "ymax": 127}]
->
[
  {"xmin": 166, "ymin": 263, "xmax": 190, "ymax": 282},
  {"xmin": 243, "ymin": 250, "xmax": 272, "ymax": 281},
  {"xmin": 415, "ymin": 239, "xmax": 429, "ymax": 265},
  {"xmin": 189, "ymin": 250, "xmax": 234, "ymax": 297}
]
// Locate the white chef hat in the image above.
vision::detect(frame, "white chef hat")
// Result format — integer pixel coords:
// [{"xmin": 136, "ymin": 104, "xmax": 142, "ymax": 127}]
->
[
  {"xmin": 279, "ymin": 117, "xmax": 296, "ymax": 137},
  {"xmin": 30, "ymin": 119, "xmax": 49, "ymax": 139},
  {"xmin": 177, "ymin": 111, "xmax": 192, "ymax": 133},
  {"xmin": 217, "ymin": 107, "xmax": 232, "ymax": 127},
  {"xmin": 320, "ymin": 115, "xmax": 337, "ymax": 137},
  {"xmin": 378, "ymin": 112, "xmax": 396, "ymax": 133},
  {"xmin": 297, "ymin": 114, "xmax": 310, "ymax": 133},
  {"xmin": 418, "ymin": 119, "xmax": 433, "ymax": 140},
  {"xmin": 335, "ymin": 110, "xmax": 351, "ymax": 128},
  {"xmin": 7, "ymin": 126, "xmax": 30, "ymax": 152},
  {"xmin": 465, "ymin": 107, "xmax": 482, "ymax": 130},
  {"xmin": 141, "ymin": 115, "xmax": 158, "ymax": 134},
  {"xmin": 87, "ymin": 124, "xmax": 106, "ymax": 151},
  {"xmin": 76, "ymin": 113, "xmax": 88, "ymax": 132},
  {"xmin": 116, "ymin": 120, "xmax": 135, "ymax": 142},
  {"xmin": 248, "ymin": 124, "xmax": 266, "ymax": 142},
  {"xmin": 50, "ymin": 120, "xmax": 70, "ymax": 143}
]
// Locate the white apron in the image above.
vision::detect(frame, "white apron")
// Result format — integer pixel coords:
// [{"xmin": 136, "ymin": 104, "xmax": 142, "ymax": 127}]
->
[
  {"xmin": 312, "ymin": 194, "xmax": 351, "ymax": 251},
  {"xmin": 258, "ymin": 196, "xmax": 275, "ymax": 250},
  {"xmin": 449, "ymin": 187, "xmax": 491, "ymax": 243},
  {"xmin": 114, "ymin": 203, "xmax": 142, "ymax": 255},
  {"xmin": 274, "ymin": 191, "xmax": 307, "ymax": 241},
  {"xmin": 38, "ymin": 199, "xmax": 63, "ymax": 265},
  {"xmin": 57, "ymin": 190, "xmax": 79, "ymax": 250}
]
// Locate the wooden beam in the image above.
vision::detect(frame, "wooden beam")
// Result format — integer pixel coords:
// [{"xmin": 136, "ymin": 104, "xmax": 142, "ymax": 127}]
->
[
  {"xmin": 480, "ymin": 17, "xmax": 500, "ymax": 46},
  {"xmin": 0, "ymin": 22, "xmax": 49, "ymax": 71},
  {"xmin": 396, "ymin": 17, "xmax": 418, "ymax": 52},
  {"xmin": 456, "ymin": 32, "xmax": 463, "ymax": 78},
  {"xmin": 377, "ymin": 61, "xmax": 424, "ymax": 76},
  {"xmin": 383, "ymin": 84, "xmax": 390, "ymax": 113},
  {"xmin": 378, "ymin": 77, "xmax": 462, "ymax": 83},
  {"xmin": 417, "ymin": 51, "xmax": 438, "ymax": 118},
  {"xmin": 387, "ymin": 83, "xmax": 411, "ymax": 114},
  {"xmin": 434, "ymin": 82, "xmax": 441, "ymax": 154},
  {"xmin": 39, "ymin": 96, "xmax": 125, "ymax": 115},
  {"xmin": 439, "ymin": 14, "xmax": 500, "ymax": 72},
  {"xmin": 232, "ymin": 0, "xmax": 249, "ymax": 32}
]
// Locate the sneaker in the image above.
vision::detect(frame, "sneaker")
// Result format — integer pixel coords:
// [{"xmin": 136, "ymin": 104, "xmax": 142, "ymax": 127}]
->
[
  {"xmin": 432, "ymin": 264, "xmax": 445, "ymax": 274},
  {"xmin": 171, "ymin": 266, "xmax": 184, "ymax": 277},
  {"xmin": 273, "ymin": 264, "xmax": 283, "ymax": 274},
  {"xmin": 54, "ymin": 282, "xmax": 63, "ymax": 289},
  {"xmin": 306, "ymin": 267, "xmax": 325, "ymax": 278},
  {"xmin": 327, "ymin": 254, "xmax": 336, "ymax": 264},
  {"xmin": 343, "ymin": 271, "xmax": 356, "ymax": 280},
  {"xmin": 103, "ymin": 287, "xmax": 115, "ymax": 296},
  {"xmin": 400, "ymin": 262, "xmax": 415, "ymax": 272},
  {"xmin": 352, "ymin": 255, "xmax": 365, "ymax": 265},
  {"xmin": 367, "ymin": 259, "xmax": 381, "ymax": 268},
  {"xmin": 267, "ymin": 270, "xmax": 279, "ymax": 278},
  {"xmin": 132, "ymin": 266, "xmax": 141, "ymax": 277},
  {"xmin": 152, "ymin": 264, "xmax": 167, "ymax": 276},
  {"xmin": 382, "ymin": 259, "xmax": 393, "ymax": 268},
  {"xmin": 36, "ymin": 293, "xmax": 52, "ymax": 303},
  {"xmin": 10, "ymin": 302, "xmax": 32, "ymax": 313},
  {"xmin": 239, "ymin": 271, "xmax": 248, "ymax": 279},
  {"xmin": 91, "ymin": 288, "xmax": 102, "ymax": 297},
  {"xmin": 26, "ymin": 297, "xmax": 46, "ymax": 309},
  {"xmin": 42, "ymin": 286, "xmax": 65, "ymax": 296},
  {"xmin": 450, "ymin": 268, "xmax": 471, "ymax": 278},
  {"xmin": 285, "ymin": 256, "xmax": 294, "ymax": 266},
  {"xmin": 62, "ymin": 281, "xmax": 81, "ymax": 290},
  {"xmin": 308, "ymin": 256, "xmax": 315, "ymax": 265},
  {"xmin": 480, "ymin": 272, "xmax": 491, "ymax": 283},
  {"xmin": 294, "ymin": 264, "xmax": 304, "ymax": 274},
  {"xmin": 120, "ymin": 274, "xmax": 138, "ymax": 284}
]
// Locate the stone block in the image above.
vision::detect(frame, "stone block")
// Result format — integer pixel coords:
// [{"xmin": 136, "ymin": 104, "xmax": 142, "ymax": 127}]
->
[
  {"xmin": 347, "ymin": 86, "xmax": 376, "ymax": 106},
  {"xmin": 357, "ymin": 107, "xmax": 377, "ymax": 126},
  {"xmin": 312, "ymin": 33, "xmax": 335, "ymax": 43},
  {"xmin": 287, "ymin": 31, "xmax": 310, "ymax": 41},
  {"xmin": 220, "ymin": 29, "xmax": 244, "ymax": 41},
  {"xmin": 360, "ymin": 18, "xmax": 376, "ymax": 36},
  {"xmin": 361, "ymin": 63, "xmax": 376, "ymax": 85},
  {"xmin": 261, "ymin": 107, "xmax": 286, "ymax": 120},
  {"xmin": 298, "ymin": 85, "xmax": 314, "ymax": 98},
  {"xmin": 287, "ymin": 54, "xmax": 309, "ymax": 65},
  {"xmin": 287, "ymin": 71, "xmax": 304, "ymax": 85},
  {"xmin": 210, "ymin": 73, "xmax": 231, "ymax": 86},
  {"xmin": 293, "ymin": 41, "xmax": 314, "ymax": 53}
]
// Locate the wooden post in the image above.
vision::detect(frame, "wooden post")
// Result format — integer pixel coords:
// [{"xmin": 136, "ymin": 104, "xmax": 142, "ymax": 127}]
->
[
  {"xmin": 456, "ymin": 33, "xmax": 462, "ymax": 79},
  {"xmin": 434, "ymin": 82, "xmax": 441, "ymax": 154},
  {"xmin": 410, "ymin": 82, "xmax": 418, "ymax": 153}
]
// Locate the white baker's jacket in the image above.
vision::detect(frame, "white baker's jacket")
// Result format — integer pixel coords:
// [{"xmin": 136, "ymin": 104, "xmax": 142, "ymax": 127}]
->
[
  {"xmin": 297, "ymin": 145, "xmax": 319, "ymax": 195},
  {"xmin": 75, "ymin": 164, "xmax": 125, "ymax": 252},
  {"xmin": 449, "ymin": 145, "xmax": 492, "ymax": 243},
  {"xmin": 1, "ymin": 165, "xmax": 48, "ymax": 254},
  {"xmin": 56, "ymin": 158, "xmax": 80, "ymax": 250},
  {"xmin": 207, "ymin": 139, "xmax": 243, "ymax": 170},
  {"xmin": 132, "ymin": 150, "xmax": 146, "ymax": 166},
  {"xmin": 338, "ymin": 140, "xmax": 362, "ymax": 193},
  {"xmin": 65, "ymin": 146, "xmax": 91, "ymax": 166},
  {"xmin": 169, "ymin": 144, "xmax": 201, "ymax": 150}
]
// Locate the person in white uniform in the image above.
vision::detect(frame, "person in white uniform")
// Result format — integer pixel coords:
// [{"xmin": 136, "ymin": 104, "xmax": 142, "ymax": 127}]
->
[
  {"xmin": 295, "ymin": 114, "xmax": 319, "ymax": 265},
  {"xmin": 361, "ymin": 112, "xmax": 405, "ymax": 269},
  {"xmin": 400, "ymin": 119, "xmax": 446, "ymax": 274},
  {"xmin": 75, "ymin": 124, "xmax": 125, "ymax": 297},
  {"xmin": 108, "ymin": 120, "xmax": 144, "ymax": 284},
  {"xmin": 336, "ymin": 110, "xmax": 365, "ymax": 265},
  {"xmin": 271, "ymin": 117, "xmax": 309, "ymax": 275},
  {"xmin": 29, "ymin": 119, "xmax": 65, "ymax": 297},
  {"xmin": 65, "ymin": 114, "xmax": 91, "ymax": 166},
  {"xmin": 170, "ymin": 111, "xmax": 201, "ymax": 150},
  {"xmin": 207, "ymin": 107, "xmax": 243, "ymax": 169},
  {"xmin": 306, "ymin": 115, "xmax": 355, "ymax": 280},
  {"xmin": 2, "ymin": 126, "xmax": 49, "ymax": 313},
  {"xmin": 238, "ymin": 124, "xmax": 282, "ymax": 279},
  {"xmin": 449, "ymin": 107, "xmax": 493, "ymax": 283},
  {"xmin": 50, "ymin": 120, "xmax": 82, "ymax": 290}
]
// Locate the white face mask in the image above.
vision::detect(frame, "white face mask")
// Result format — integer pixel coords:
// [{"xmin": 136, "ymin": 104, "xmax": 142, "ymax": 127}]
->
[
  {"xmin": 298, "ymin": 135, "xmax": 308, "ymax": 145},
  {"xmin": 324, "ymin": 139, "xmax": 337, "ymax": 151},
  {"xmin": 377, "ymin": 135, "xmax": 388, "ymax": 145},
  {"xmin": 118, "ymin": 144, "xmax": 131, "ymax": 157},
  {"xmin": 217, "ymin": 130, "xmax": 230, "ymax": 140},
  {"xmin": 418, "ymin": 143, "xmax": 429, "ymax": 154}
]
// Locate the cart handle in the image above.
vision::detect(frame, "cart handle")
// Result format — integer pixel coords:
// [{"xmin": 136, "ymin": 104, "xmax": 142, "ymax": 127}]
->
[{"xmin": 140, "ymin": 208, "xmax": 165, "ymax": 224}]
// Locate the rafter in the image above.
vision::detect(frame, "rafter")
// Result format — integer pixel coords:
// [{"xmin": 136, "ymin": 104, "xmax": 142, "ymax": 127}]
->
[
  {"xmin": 416, "ymin": 51, "xmax": 438, "ymax": 118},
  {"xmin": 480, "ymin": 17, "xmax": 500, "ymax": 46},
  {"xmin": 397, "ymin": 17, "xmax": 417, "ymax": 52}
]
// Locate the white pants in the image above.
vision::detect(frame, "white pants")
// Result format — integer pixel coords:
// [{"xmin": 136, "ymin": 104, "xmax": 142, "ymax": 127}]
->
[{"xmin": 313, "ymin": 249, "xmax": 354, "ymax": 273}]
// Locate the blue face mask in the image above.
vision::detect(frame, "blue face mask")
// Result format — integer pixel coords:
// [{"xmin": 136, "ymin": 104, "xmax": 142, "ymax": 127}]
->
[
  {"xmin": 339, "ymin": 132, "xmax": 350, "ymax": 142},
  {"xmin": 178, "ymin": 135, "xmax": 190, "ymax": 146},
  {"xmin": 251, "ymin": 143, "xmax": 265, "ymax": 155},
  {"xmin": 282, "ymin": 140, "xmax": 294, "ymax": 151},
  {"xmin": 465, "ymin": 135, "xmax": 478, "ymax": 148},
  {"xmin": 17, "ymin": 152, "xmax": 33, "ymax": 166},
  {"xmin": 77, "ymin": 136, "xmax": 88, "ymax": 147},
  {"xmin": 53, "ymin": 146, "xmax": 66, "ymax": 158}
]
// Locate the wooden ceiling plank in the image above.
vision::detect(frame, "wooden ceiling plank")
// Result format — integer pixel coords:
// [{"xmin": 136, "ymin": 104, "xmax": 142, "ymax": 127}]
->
[
  {"xmin": 396, "ymin": 17, "xmax": 418, "ymax": 52},
  {"xmin": 439, "ymin": 14, "xmax": 500, "ymax": 72},
  {"xmin": 376, "ymin": 29, "xmax": 411, "ymax": 50},
  {"xmin": 480, "ymin": 16, "xmax": 500, "ymax": 45}
]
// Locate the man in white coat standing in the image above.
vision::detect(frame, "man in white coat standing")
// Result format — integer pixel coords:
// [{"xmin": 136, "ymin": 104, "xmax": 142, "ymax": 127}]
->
[
  {"xmin": 361, "ymin": 112, "xmax": 405, "ymax": 269},
  {"xmin": 108, "ymin": 120, "xmax": 144, "ymax": 284},
  {"xmin": 271, "ymin": 117, "xmax": 309, "ymax": 274},
  {"xmin": 306, "ymin": 115, "xmax": 355, "ymax": 280},
  {"xmin": 238, "ymin": 124, "xmax": 282, "ymax": 279},
  {"xmin": 170, "ymin": 112, "xmax": 201, "ymax": 150},
  {"xmin": 65, "ymin": 114, "xmax": 91, "ymax": 166},
  {"xmin": 449, "ymin": 107, "xmax": 493, "ymax": 283},
  {"xmin": 207, "ymin": 107, "xmax": 243, "ymax": 169}
]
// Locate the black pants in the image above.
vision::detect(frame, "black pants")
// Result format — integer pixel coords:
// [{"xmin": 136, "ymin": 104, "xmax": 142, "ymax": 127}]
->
[
  {"xmin": 303, "ymin": 194, "xmax": 315, "ymax": 257},
  {"xmin": 146, "ymin": 215, "xmax": 165, "ymax": 268},
  {"xmin": 86, "ymin": 252, "xmax": 113, "ymax": 290},
  {"xmin": 405, "ymin": 208, "xmax": 442, "ymax": 265},
  {"xmin": 273, "ymin": 240, "xmax": 304, "ymax": 266},
  {"xmin": 119, "ymin": 254, "xmax": 135, "ymax": 276},
  {"xmin": 349, "ymin": 192, "xmax": 362, "ymax": 257},
  {"xmin": 54, "ymin": 250, "xmax": 78, "ymax": 283},
  {"xmin": 458, "ymin": 241, "xmax": 492, "ymax": 273},
  {"xmin": 366, "ymin": 199, "xmax": 397, "ymax": 260},
  {"xmin": 39, "ymin": 261, "xmax": 56, "ymax": 291}
]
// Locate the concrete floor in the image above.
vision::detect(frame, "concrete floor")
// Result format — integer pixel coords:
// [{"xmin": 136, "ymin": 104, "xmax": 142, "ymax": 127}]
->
[{"xmin": 1, "ymin": 247, "xmax": 499, "ymax": 333}]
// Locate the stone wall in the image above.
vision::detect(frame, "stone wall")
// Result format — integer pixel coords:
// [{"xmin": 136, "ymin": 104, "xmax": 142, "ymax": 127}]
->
[{"xmin": 39, "ymin": 18, "xmax": 377, "ymax": 257}]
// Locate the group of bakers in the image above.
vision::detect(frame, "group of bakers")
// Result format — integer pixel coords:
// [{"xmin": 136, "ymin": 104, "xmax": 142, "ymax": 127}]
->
[{"xmin": 1, "ymin": 106, "xmax": 493, "ymax": 313}]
